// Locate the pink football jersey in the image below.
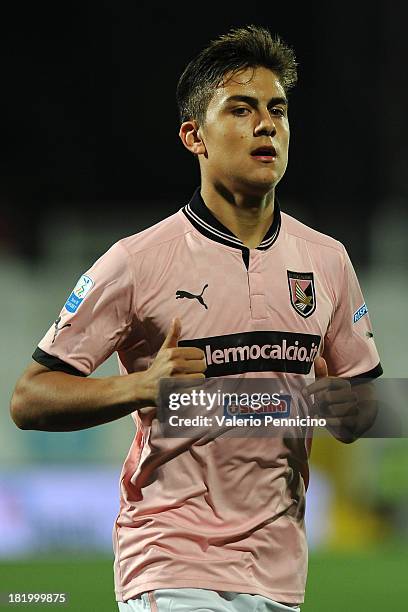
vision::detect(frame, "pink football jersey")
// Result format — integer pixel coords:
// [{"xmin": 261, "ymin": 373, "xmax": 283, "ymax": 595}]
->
[{"xmin": 34, "ymin": 188, "xmax": 381, "ymax": 604}]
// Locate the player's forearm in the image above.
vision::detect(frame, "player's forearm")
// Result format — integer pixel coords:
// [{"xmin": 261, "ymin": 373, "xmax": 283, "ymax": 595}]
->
[{"xmin": 10, "ymin": 370, "xmax": 151, "ymax": 432}]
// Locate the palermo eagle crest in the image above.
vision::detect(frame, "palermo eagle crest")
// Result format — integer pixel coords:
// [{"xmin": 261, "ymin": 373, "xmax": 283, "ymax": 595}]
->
[{"xmin": 287, "ymin": 271, "xmax": 316, "ymax": 318}]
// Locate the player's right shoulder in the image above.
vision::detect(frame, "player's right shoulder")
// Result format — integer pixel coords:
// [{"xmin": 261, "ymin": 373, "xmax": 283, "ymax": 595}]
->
[
  {"xmin": 75, "ymin": 210, "xmax": 190, "ymax": 287},
  {"xmin": 118, "ymin": 210, "xmax": 190, "ymax": 257}
]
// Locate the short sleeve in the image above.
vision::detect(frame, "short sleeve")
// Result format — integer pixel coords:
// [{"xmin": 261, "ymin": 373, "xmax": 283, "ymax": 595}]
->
[
  {"xmin": 322, "ymin": 245, "xmax": 382, "ymax": 379},
  {"xmin": 33, "ymin": 240, "xmax": 134, "ymax": 376}
]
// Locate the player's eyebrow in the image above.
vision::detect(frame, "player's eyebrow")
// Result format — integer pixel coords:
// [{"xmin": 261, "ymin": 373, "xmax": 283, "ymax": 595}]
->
[{"xmin": 223, "ymin": 94, "xmax": 288, "ymax": 108}]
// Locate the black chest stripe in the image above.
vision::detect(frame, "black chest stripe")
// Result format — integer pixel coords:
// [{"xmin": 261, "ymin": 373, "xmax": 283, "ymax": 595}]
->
[{"xmin": 180, "ymin": 331, "xmax": 321, "ymax": 377}]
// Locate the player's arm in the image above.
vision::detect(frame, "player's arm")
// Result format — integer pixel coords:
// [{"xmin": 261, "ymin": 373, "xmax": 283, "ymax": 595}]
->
[
  {"xmin": 310, "ymin": 244, "xmax": 383, "ymax": 443},
  {"xmin": 10, "ymin": 319, "xmax": 205, "ymax": 432},
  {"xmin": 304, "ymin": 356, "xmax": 378, "ymax": 444}
]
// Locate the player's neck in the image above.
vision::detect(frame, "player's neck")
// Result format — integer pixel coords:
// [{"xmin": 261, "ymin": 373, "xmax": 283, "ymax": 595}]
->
[{"xmin": 200, "ymin": 183, "xmax": 275, "ymax": 249}]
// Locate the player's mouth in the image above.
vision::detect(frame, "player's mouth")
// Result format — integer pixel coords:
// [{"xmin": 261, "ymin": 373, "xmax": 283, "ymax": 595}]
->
[{"xmin": 250, "ymin": 145, "xmax": 277, "ymax": 162}]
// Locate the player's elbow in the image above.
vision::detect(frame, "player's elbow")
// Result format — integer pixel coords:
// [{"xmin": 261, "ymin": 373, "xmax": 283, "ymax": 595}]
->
[
  {"xmin": 10, "ymin": 362, "xmax": 55, "ymax": 430},
  {"xmin": 335, "ymin": 430, "xmax": 359, "ymax": 444},
  {"xmin": 10, "ymin": 377, "xmax": 38, "ymax": 430},
  {"xmin": 10, "ymin": 393, "xmax": 29, "ymax": 429},
  {"xmin": 338, "ymin": 435, "xmax": 358, "ymax": 445}
]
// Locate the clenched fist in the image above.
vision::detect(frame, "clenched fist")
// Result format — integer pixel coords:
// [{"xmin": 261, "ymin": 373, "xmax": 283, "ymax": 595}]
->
[{"xmin": 137, "ymin": 318, "xmax": 206, "ymax": 416}]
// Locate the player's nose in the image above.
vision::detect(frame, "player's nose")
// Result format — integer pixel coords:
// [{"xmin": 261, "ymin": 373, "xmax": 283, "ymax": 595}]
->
[{"xmin": 254, "ymin": 109, "xmax": 276, "ymax": 137}]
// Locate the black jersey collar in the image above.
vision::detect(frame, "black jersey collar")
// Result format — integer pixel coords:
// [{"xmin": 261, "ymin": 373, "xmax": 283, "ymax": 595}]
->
[{"xmin": 182, "ymin": 187, "xmax": 281, "ymax": 251}]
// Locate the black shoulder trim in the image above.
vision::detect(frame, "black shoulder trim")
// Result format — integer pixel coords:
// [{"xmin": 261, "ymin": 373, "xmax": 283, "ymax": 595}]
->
[
  {"xmin": 350, "ymin": 362, "xmax": 383, "ymax": 385},
  {"xmin": 32, "ymin": 347, "xmax": 87, "ymax": 377}
]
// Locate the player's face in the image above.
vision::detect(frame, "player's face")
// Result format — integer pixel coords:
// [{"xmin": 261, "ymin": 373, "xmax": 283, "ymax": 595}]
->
[{"xmin": 199, "ymin": 66, "xmax": 290, "ymax": 196}]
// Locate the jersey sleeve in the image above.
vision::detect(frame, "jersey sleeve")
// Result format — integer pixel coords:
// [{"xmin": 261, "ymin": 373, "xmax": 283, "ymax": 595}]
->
[
  {"xmin": 33, "ymin": 240, "xmax": 134, "ymax": 376},
  {"xmin": 322, "ymin": 245, "xmax": 382, "ymax": 380}
]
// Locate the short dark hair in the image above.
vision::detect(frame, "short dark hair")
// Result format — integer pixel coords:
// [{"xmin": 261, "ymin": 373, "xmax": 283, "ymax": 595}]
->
[{"xmin": 176, "ymin": 25, "xmax": 298, "ymax": 126}]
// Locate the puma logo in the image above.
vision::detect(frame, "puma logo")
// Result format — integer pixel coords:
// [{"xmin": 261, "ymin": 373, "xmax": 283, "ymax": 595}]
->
[
  {"xmin": 52, "ymin": 316, "xmax": 71, "ymax": 343},
  {"xmin": 175, "ymin": 284, "xmax": 208, "ymax": 309}
]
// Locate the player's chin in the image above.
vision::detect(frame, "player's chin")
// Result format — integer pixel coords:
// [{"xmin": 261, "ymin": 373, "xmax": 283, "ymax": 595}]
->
[
  {"xmin": 252, "ymin": 163, "xmax": 283, "ymax": 180},
  {"xmin": 242, "ymin": 172, "xmax": 281, "ymax": 193}
]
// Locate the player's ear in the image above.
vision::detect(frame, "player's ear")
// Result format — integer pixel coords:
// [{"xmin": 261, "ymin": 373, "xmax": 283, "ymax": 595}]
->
[{"xmin": 178, "ymin": 120, "xmax": 206, "ymax": 157}]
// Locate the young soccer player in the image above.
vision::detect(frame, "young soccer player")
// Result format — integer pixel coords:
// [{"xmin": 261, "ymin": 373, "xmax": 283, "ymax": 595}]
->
[{"xmin": 11, "ymin": 25, "xmax": 382, "ymax": 611}]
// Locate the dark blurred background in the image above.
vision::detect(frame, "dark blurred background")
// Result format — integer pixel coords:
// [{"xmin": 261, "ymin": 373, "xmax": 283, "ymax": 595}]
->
[
  {"xmin": 1, "ymin": 3, "xmax": 407, "ymax": 611},
  {"xmin": 1, "ymin": 1, "xmax": 407, "ymax": 264}
]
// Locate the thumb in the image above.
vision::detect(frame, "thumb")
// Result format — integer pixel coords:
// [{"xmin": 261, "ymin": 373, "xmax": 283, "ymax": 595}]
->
[
  {"xmin": 314, "ymin": 356, "xmax": 328, "ymax": 379},
  {"xmin": 161, "ymin": 318, "xmax": 181, "ymax": 349}
]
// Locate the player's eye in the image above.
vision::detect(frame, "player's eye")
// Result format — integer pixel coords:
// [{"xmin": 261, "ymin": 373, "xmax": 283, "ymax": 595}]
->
[
  {"xmin": 270, "ymin": 107, "xmax": 286, "ymax": 117},
  {"xmin": 232, "ymin": 107, "xmax": 250, "ymax": 116}
]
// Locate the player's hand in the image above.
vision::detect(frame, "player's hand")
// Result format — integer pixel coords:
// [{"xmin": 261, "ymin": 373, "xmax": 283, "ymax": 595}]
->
[
  {"xmin": 303, "ymin": 357, "xmax": 359, "ymax": 439},
  {"xmin": 138, "ymin": 318, "xmax": 206, "ymax": 413}
]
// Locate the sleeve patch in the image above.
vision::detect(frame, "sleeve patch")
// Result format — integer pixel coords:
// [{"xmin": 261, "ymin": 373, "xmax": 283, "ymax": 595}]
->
[
  {"xmin": 353, "ymin": 302, "xmax": 368, "ymax": 323},
  {"xmin": 64, "ymin": 275, "xmax": 94, "ymax": 313}
]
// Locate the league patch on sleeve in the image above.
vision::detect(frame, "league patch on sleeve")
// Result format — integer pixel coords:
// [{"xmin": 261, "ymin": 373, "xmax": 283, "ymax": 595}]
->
[
  {"xmin": 65, "ymin": 275, "xmax": 94, "ymax": 313},
  {"xmin": 353, "ymin": 302, "xmax": 368, "ymax": 323}
]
